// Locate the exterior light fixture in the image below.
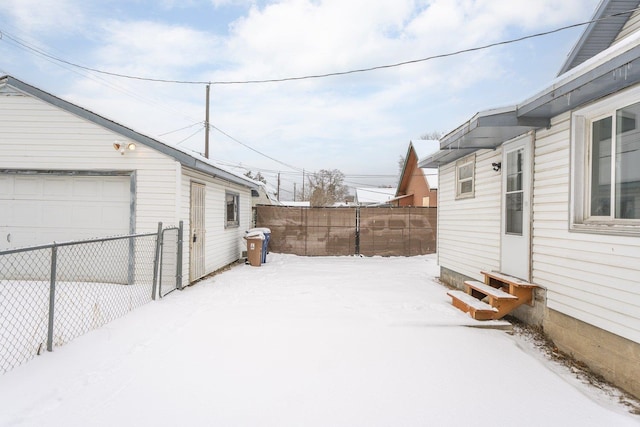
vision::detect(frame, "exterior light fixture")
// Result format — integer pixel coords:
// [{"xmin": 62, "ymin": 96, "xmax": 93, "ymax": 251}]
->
[
  {"xmin": 492, "ymin": 162, "xmax": 501, "ymax": 172},
  {"xmin": 113, "ymin": 142, "xmax": 136, "ymax": 155}
]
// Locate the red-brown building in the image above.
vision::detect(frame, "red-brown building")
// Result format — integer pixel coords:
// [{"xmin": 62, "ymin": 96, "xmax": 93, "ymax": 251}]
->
[{"xmin": 393, "ymin": 140, "xmax": 438, "ymax": 207}]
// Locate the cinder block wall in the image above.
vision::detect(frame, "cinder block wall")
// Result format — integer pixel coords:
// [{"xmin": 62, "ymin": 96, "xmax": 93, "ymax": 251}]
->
[{"xmin": 544, "ymin": 309, "xmax": 640, "ymax": 399}]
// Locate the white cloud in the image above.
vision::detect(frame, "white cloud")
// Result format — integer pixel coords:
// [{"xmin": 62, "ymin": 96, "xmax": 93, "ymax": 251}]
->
[
  {"xmin": 1, "ymin": 0, "xmax": 603, "ymax": 185},
  {"xmin": 95, "ymin": 20, "xmax": 223, "ymax": 76},
  {"xmin": 0, "ymin": 0, "xmax": 86, "ymax": 34},
  {"xmin": 225, "ymin": 0, "xmax": 416, "ymax": 77},
  {"xmin": 208, "ymin": 0, "xmax": 256, "ymax": 7}
]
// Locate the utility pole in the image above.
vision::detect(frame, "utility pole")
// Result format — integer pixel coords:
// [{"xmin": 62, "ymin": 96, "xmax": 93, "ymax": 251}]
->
[
  {"xmin": 302, "ymin": 169, "xmax": 305, "ymax": 200},
  {"xmin": 204, "ymin": 83, "xmax": 210, "ymax": 159},
  {"xmin": 294, "ymin": 182, "xmax": 297, "ymax": 202},
  {"xmin": 277, "ymin": 172, "xmax": 281, "ymax": 201}
]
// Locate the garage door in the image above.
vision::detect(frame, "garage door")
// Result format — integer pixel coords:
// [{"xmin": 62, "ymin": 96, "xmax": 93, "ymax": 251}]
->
[{"xmin": 0, "ymin": 173, "xmax": 131, "ymax": 250}]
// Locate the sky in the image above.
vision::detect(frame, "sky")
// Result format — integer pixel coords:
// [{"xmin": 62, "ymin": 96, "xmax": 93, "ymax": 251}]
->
[
  {"xmin": 2, "ymin": 253, "xmax": 639, "ymax": 426},
  {"xmin": 0, "ymin": 0, "xmax": 603, "ymax": 198}
]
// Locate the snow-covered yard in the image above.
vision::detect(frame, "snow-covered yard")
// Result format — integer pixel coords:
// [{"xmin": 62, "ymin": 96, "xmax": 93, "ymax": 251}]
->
[{"xmin": 0, "ymin": 254, "xmax": 638, "ymax": 426}]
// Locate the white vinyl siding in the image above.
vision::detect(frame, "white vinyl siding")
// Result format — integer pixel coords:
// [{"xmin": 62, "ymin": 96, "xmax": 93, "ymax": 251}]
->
[
  {"xmin": 614, "ymin": 8, "xmax": 640, "ymax": 44},
  {"xmin": 533, "ymin": 112, "xmax": 640, "ymax": 345},
  {"xmin": 438, "ymin": 149, "xmax": 502, "ymax": 282},
  {"xmin": 181, "ymin": 169, "xmax": 251, "ymax": 282},
  {"xmin": 0, "ymin": 92, "xmax": 179, "ymax": 234}
]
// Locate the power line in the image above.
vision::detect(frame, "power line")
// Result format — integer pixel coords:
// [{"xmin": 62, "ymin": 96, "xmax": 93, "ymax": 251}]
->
[
  {"xmin": 176, "ymin": 126, "xmax": 204, "ymax": 146},
  {"xmin": 159, "ymin": 121, "xmax": 203, "ymax": 136},
  {"xmin": 2, "ymin": 7, "xmax": 638, "ymax": 86},
  {"xmin": 208, "ymin": 124, "xmax": 303, "ymax": 172},
  {"xmin": 0, "ymin": 30, "xmax": 203, "ymax": 125}
]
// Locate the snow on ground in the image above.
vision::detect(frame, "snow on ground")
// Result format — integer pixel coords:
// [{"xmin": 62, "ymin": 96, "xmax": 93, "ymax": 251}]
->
[{"xmin": 0, "ymin": 254, "xmax": 638, "ymax": 426}]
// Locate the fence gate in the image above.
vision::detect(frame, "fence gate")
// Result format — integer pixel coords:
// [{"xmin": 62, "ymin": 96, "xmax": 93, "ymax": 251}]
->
[{"xmin": 158, "ymin": 223, "xmax": 183, "ymax": 298}]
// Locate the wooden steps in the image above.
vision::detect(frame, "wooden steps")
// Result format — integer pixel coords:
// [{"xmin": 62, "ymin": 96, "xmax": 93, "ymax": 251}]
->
[
  {"xmin": 447, "ymin": 271, "xmax": 537, "ymax": 320},
  {"xmin": 447, "ymin": 290, "xmax": 498, "ymax": 320}
]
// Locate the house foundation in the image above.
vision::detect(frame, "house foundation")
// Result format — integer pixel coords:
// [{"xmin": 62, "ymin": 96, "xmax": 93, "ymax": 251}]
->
[{"xmin": 544, "ymin": 309, "xmax": 640, "ymax": 400}]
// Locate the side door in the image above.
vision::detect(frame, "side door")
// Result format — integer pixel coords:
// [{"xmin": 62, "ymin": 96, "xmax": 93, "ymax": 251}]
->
[
  {"xmin": 500, "ymin": 136, "xmax": 532, "ymax": 280},
  {"xmin": 189, "ymin": 182, "xmax": 206, "ymax": 281}
]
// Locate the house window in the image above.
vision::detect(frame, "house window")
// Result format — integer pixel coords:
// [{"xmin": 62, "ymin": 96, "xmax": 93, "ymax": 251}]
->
[
  {"xmin": 225, "ymin": 192, "xmax": 239, "ymax": 227},
  {"xmin": 505, "ymin": 148, "xmax": 524, "ymax": 235},
  {"xmin": 571, "ymin": 89, "xmax": 640, "ymax": 234},
  {"xmin": 456, "ymin": 154, "xmax": 475, "ymax": 199}
]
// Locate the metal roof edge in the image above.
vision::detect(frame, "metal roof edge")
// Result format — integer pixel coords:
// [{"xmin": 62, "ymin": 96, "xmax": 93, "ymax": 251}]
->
[
  {"xmin": 192, "ymin": 160, "xmax": 257, "ymax": 188},
  {"xmin": 418, "ymin": 148, "xmax": 477, "ymax": 169},
  {"xmin": 519, "ymin": 42, "xmax": 640, "ymax": 118},
  {"xmin": 558, "ymin": 0, "xmax": 611, "ymax": 75},
  {"xmin": 439, "ymin": 106, "xmax": 547, "ymax": 150},
  {"xmin": 438, "ymin": 107, "xmax": 513, "ymax": 149},
  {"xmin": 2, "ymin": 75, "xmax": 255, "ymax": 189}
]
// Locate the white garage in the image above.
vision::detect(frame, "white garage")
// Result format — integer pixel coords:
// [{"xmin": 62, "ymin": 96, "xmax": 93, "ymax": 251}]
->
[
  {"xmin": 1, "ymin": 75, "xmax": 256, "ymax": 286},
  {"xmin": 0, "ymin": 173, "xmax": 132, "ymax": 251}
]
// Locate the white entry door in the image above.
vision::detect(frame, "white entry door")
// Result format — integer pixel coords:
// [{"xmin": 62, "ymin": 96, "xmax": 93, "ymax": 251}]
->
[
  {"xmin": 500, "ymin": 136, "xmax": 532, "ymax": 280},
  {"xmin": 189, "ymin": 182, "xmax": 206, "ymax": 281}
]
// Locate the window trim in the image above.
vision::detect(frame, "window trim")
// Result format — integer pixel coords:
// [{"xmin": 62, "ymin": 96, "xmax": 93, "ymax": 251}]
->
[
  {"xmin": 225, "ymin": 191, "xmax": 240, "ymax": 228},
  {"xmin": 570, "ymin": 85, "xmax": 640, "ymax": 236},
  {"xmin": 455, "ymin": 154, "xmax": 476, "ymax": 200}
]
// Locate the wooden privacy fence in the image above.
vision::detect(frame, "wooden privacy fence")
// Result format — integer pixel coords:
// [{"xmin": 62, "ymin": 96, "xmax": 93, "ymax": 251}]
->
[{"xmin": 255, "ymin": 206, "xmax": 437, "ymax": 257}]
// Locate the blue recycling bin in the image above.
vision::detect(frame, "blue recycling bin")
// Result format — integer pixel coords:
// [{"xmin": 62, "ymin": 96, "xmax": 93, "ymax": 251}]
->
[{"xmin": 247, "ymin": 228, "xmax": 271, "ymax": 263}]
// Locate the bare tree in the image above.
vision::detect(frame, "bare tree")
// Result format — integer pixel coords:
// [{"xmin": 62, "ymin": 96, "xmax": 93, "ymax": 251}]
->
[
  {"xmin": 244, "ymin": 171, "xmax": 267, "ymax": 184},
  {"xmin": 420, "ymin": 130, "xmax": 443, "ymax": 140},
  {"xmin": 398, "ymin": 155, "xmax": 406, "ymax": 176},
  {"xmin": 307, "ymin": 169, "xmax": 349, "ymax": 207}
]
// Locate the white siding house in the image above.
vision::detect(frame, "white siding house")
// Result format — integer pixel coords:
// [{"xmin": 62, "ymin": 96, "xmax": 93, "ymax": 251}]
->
[
  {"xmin": 0, "ymin": 75, "xmax": 256, "ymax": 286},
  {"xmin": 421, "ymin": 0, "xmax": 640, "ymax": 398}
]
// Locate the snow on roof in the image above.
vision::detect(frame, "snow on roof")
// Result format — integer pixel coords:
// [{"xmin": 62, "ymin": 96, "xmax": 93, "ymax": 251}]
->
[
  {"xmin": 280, "ymin": 201, "xmax": 310, "ymax": 207},
  {"xmin": 411, "ymin": 139, "xmax": 440, "ymax": 160},
  {"xmin": 412, "ymin": 141, "xmax": 439, "ymax": 189},
  {"xmin": 422, "ymin": 170, "xmax": 438, "ymax": 190},
  {"xmin": 355, "ymin": 187, "xmax": 396, "ymax": 204}
]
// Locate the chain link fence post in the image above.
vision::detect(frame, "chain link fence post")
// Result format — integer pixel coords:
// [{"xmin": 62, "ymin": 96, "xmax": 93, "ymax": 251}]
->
[
  {"xmin": 355, "ymin": 206, "xmax": 361, "ymax": 256},
  {"xmin": 177, "ymin": 220, "xmax": 184, "ymax": 290},
  {"xmin": 151, "ymin": 222, "xmax": 163, "ymax": 301},
  {"xmin": 46, "ymin": 244, "xmax": 57, "ymax": 352}
]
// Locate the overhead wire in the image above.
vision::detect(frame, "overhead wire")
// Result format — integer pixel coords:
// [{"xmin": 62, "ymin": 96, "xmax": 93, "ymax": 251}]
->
[
  {"xmin": 0, "ymin": 29, "xmax": 203, "ymax": 127},
  {"xmin": 2, "ymin": 7, "xmax": 639, "ymax": 85},
  {"xmin": 158, "ymin": 121, "xmax": 203, "ymax": 136},
  {"xmin": 176, "ymin": 126, "xmax": 204, "ymax": 146},
  {"xmin": 208, "ymin": 123, "xmax": 303, "ymax": 172},
  {"xmin": 0, "ymin": 27, "xmax": 301, "ymax": 171},
  {"xmin": 4, "ymin": 7, "xmax": 630, "ymax": 184}
]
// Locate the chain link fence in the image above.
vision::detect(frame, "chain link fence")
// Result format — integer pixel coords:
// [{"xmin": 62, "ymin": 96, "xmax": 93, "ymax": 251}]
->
[{"xmin": 0, "ymin": 222, "xmax": 183, "ymax": 375}]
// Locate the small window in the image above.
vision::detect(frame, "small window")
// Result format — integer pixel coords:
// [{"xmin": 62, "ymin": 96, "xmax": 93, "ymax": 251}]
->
[
  {"xmin": 456, "ymin": 154, "xmax": 475, "ymax": 199},
  {"xmin": 225, "ymin": 192, "xmax": 239, "ymax": 228}
]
